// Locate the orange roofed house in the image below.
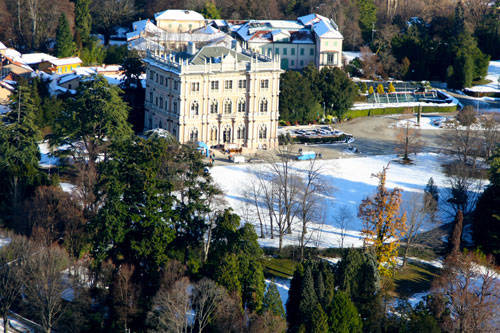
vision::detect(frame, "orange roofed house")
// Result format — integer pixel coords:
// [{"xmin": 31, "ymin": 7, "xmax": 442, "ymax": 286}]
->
[{"xmin": 39, "ymin": 57, "xmax": 82, "ymax": 74}]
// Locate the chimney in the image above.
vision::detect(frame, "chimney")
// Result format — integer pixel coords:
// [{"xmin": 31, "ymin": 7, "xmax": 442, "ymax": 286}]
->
[{"xmin": 187, "ymin": 41, "xmax": 197, "ymax": 55}]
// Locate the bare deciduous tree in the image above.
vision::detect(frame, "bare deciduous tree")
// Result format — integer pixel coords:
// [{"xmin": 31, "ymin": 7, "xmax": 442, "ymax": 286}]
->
[
  {"xmin": 0, "ymin": 233, "xmax": 34, "ymax": 333},
  {"xmin": 248, "ymin": 150, "xmax": 302, "ymax": 252},
  {"xmin": 445, "ymin": 161, "xmax": 482, "ymax": 216},
  {"xmin": 432, "ymin": 251, "xmax": 500, "ymax": 333},
  {"xmin": 296, "ymin": 158, "xmax": 329, "ymax": 260},
  {"xmin": 202, "ymin": 194, "xmax": 226, "ymax": 262},
  {"xmin": 396, "ymin": 109, "xmax": 421, "ymax": 163},
  {"xmin": 23, "ymin": 245, "xmax": 71, "ymax": 333},
  {"xmin": 479, "ymin": 115, "xmax": 499, "ymax": 160},
  {"xmin": 192, "ymin": 278, "xmax": 227, "ymax": 333},
  {"xmin": 402, "ymin": 193, "xmax": 434, "ymax": 266},
  {"xmin": 111, "ymin": 264, "xmax": 137, "ymax": 332},
  {"xmin": 148, "ymin": 277, "xmax": 191, "ymax": 333},
  {"xmin": 360, "ymin": 46, "xmax": 383, "ymax": 80},
  {"xmin": 441, "ymin": 106, "xmax": 481, "ymax": 167},
  {"xmin": 334, "ymin": 205, "xmax": 353, "ymax": 248}
]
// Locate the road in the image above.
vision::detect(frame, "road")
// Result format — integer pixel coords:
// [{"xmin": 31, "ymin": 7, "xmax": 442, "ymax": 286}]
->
[{"xmin": 446, "ymin": 90, "xmax": 500, "ymax": 114}]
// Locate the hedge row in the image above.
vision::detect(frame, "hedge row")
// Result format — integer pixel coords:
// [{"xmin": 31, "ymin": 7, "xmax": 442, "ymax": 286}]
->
[{"xmin": 345, "ymin": 104, "xmax": 457, "ymax": 119}]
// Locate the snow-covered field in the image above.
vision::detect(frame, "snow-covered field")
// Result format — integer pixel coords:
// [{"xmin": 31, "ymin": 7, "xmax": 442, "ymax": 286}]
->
[
  {"xmin": 465, "ymin": 60, "xmax": 500, "ymax": 93},
  {"xmin": 390, "ymin": 115, "xmax": 496, "ymax": 131},
  {"xmin": 211, "ymin": 153, "xmax": 467, "ymax": 249}
]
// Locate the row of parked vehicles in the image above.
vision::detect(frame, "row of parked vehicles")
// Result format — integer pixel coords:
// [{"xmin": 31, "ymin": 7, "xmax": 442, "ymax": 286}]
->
[{"xmin": 293, "ymin": 126, "xmax": 344, "ymax": 138}]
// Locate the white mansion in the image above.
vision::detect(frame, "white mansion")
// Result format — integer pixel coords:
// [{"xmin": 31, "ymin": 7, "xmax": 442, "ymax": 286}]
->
[{"xmin": 144, "ymin": 45, "xmax": 283, "ymax": 150}]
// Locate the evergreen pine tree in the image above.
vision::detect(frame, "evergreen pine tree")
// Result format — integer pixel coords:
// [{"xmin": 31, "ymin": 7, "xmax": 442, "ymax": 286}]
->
[
  {"xmin": 215, "ymin": 253, "xmax": 242, "ymax": 297},
  {"xmin": 424, "ymin": 177, "xmax": 439, "ymax": 203},
  {"xmin": 75, "ymin": 0, "xmax": 92, "ymax": 45},
  {"xmin": 262, "ymin": 281, "xmax": 285, "ymax": 318},
  {"xmin": 298, "ymin": 266, "xmax": 319, "ymax": 329},
  {"xmin": 318, "ymin": 261, "xmax": 335, "ymax": 307},
  {"xmin": 286, "ymin": 263, "xmax": 304, "ymax": 330},
  {"xmin": 315, "ymin": 271, "xmax": 326, "ymax": 306},
  {"xmin": 311, "ymin": 303, "xmax": 329, "ymax": 333},
  {"xmin": 336, "ymin": 249, "xmax": 383, "ymax": 331},
  {"xmin": 473, "ymin": 147, "xmax": 500, "ymax": 262},
  {"xmin": 357, "ymin": 0, "xmax": 377, "ymax": 42},
  {"xmin": 328, "ymin": 291, "xmax": 363, "ymax": 333},
  {"xmin": 55, "ymin": 14, "xmax": 75, "ymax": 58},
  {"xmin": 0, "ymin": 82, "xmax": 43, "ymax": 227},
  {"xmin": 240, "ymin": 258, "xmax": 265, "ymax": 312},
  {"xmin": 200, "ymin": 1, "xmax": 221, "ymax": 19},
  {"xmin": 447, "ymin": 2, "xmax": 490, "ymax": 89}
]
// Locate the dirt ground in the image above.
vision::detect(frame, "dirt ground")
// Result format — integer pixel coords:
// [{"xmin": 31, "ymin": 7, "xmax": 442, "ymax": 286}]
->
[{"xmin": 209, "ymin": 114, "xmax": 456, "ymax": 164}]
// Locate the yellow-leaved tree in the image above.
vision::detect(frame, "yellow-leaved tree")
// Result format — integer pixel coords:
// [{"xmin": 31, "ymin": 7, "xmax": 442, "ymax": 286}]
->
[
  {"xmin": 358, "ymin": 164, "xmax": 407, "ymax": 276},
  {"xmin": 376, "ymin": 84, "xmax": 385, "ymax": 94},
  {"xmin": 388, "ymin": 82, "xmax": 396, "ymax": 93}
]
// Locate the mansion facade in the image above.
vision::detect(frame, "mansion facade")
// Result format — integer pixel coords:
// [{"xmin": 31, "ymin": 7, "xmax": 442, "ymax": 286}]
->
[{"xmin": 144, "ymin": 46, "xmax": 283, "ymax": 150}]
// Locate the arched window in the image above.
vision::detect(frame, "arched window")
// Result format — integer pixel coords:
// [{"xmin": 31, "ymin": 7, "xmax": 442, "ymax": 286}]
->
[
  {"xmin": 237, "ymin": 126, "xmax": 245, "ymax": 140},
  {"xmin": 258, "ymin": 125, "xmax": 267, "ymax": 139},
  {"xmin": 238, "ymin": 99, "xmax": 246, "ymax": 113},
  {"xmin": 223, "ymin": 126, "xmax": 232, "ymax": 143},
  {"xmin": 210, "ymin": 100, "xmax": 218, "ymax": 114},
  {"xmin": 224, "ymin": 100, "xmax": 232, "ymax": 114},
  {"xmin": 210, "ymin": 127, "xmax": 218, "ymax": 141},
  {"xmin": 189, "ymin": 128, "xmax": 198, "ymax": 142},
  {"xmin": 191, "ymin": 101, "xmax": 199, "ymax": 115},
  {"xmin": 260, "ymin": 99, "xmax": 268, "ymax": 112}
]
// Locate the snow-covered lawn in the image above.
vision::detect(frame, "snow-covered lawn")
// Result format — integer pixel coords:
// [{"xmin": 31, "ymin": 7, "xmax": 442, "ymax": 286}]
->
[
  {"xmin": 390, "ymin": 115, "xmax": 496, "ymax": 131},
  {"xmin": 465, "ymin": 60, "xmax": 500, "ymax": 93},
  {"xmin": 211, "ymin": 153, "xmax": 470, "ymax": 249}
]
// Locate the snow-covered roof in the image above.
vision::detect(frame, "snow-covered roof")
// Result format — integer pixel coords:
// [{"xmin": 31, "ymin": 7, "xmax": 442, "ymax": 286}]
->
[
  {"xmin": 312, "ymin": 19, "xmax": 343, "ymax": 39},
  {"xmin": 195, "ymin": 25, "xmax": 219, "ymax": 34},
  {"xmin": 154, "ymin": 9, "xmax": 204, "ymax": 21},
  {"xmin": 20, "ymin": 53, "xmax": 57, "ymax": 65},
  {"xmin": 58, "ymin": 73, "xmax": 80, "ymax": 84},
  {"xmin": 127, "ymin": 20, "xmax": 164, "ymax": 41},
  {"xmin": 48, "ymin": 57, "xmax": 82, "ymax": 66},
  {"xmin": 132, "ymin": 19, "xmax": 149, "ymax": 32},
  {"xmin": 3, "ymin": 48, "xmax": 22, "ymax": 60},
  {"xmin": 236, "ymin": 14, "xmax": 342, "ymax": 44},
  {"xmin": 0, "ymin": 80, "xmax": 16, "ymax": 91}
]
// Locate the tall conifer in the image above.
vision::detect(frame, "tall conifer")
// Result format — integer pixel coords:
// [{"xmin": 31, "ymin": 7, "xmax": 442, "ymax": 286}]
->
[{"xmin": 55, "ymin": 14, "xmax": 75, "ymax": 58}]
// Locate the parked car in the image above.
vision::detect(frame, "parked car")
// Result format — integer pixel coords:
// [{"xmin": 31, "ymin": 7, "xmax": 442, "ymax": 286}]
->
[
  {"xmin": 230, "ymin": 155, "xmax": 245, "ymax": 163},
  {"xmin": 297, "ymin": 151, "xmax": 316, "ymax": 160}
]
